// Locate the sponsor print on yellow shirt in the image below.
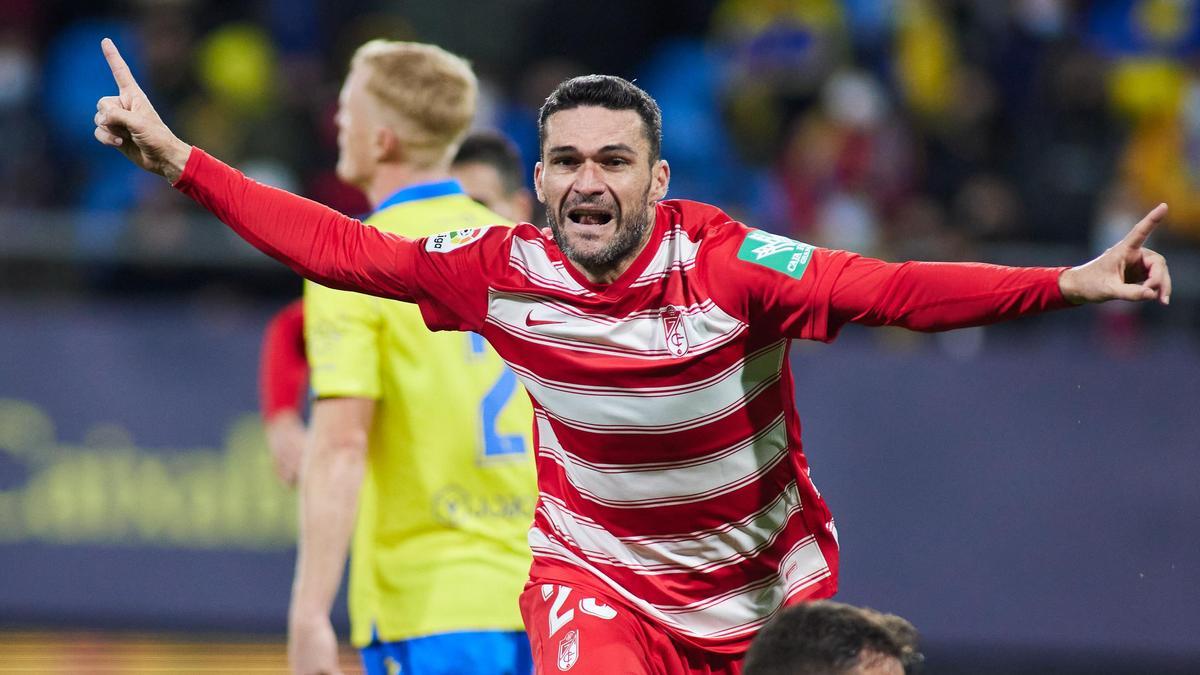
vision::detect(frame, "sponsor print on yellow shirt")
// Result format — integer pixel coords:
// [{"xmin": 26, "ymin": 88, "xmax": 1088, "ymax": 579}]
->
[{"xmin": 304, "ymin": 180, "xmax": 536, "ymax": 647}]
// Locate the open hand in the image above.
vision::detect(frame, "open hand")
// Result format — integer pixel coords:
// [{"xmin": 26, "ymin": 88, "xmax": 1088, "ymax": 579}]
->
[
  {"xmin": 94, "ymin": 38, "xmax": 191, "ymax": 183},
  {"xmin": 1059, "ymin": 204, "xmax": 1172, "ymax": 306}
]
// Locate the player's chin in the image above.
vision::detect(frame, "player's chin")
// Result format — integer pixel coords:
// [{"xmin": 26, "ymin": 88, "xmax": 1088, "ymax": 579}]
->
[
  {"xmin": 334, "ymin": 158, "xmax": 359, "ymax": 186},
  {"xmin": 575, "ymin": 241, "xmax": 626, "ymax": 269},
  {"xmin": 563, "ymin": 229, "xmax": 612, "ymax": 257}
]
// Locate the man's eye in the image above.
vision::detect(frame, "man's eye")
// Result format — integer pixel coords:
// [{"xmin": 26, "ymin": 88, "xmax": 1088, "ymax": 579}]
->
[
  {"xmin": 553, "ymin": 157, "xmax": 578, "ymax": 166},
  {"xmin": 605, "ymin": 158, "xmax": 629, "ymax": 167}
]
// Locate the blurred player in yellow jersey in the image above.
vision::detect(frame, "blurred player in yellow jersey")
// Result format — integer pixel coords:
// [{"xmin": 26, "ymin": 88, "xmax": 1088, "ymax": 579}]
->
[
  {"xmin": 259, "ymin": 130, "xmax": 536, "ymax": 487},
  {"xmin": 288, "ymin": 41, "xmax": 536, "ymax": 675}
]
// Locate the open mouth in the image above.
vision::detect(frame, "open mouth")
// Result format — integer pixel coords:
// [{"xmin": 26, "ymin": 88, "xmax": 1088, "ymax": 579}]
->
[{"xmin": 567, "ymin": 207, "xmax": 615, "ymax": 226}]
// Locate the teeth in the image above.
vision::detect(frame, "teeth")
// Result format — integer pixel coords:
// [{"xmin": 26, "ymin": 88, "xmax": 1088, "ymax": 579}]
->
[{"xmin": 569, "ymin": 211, "xmax": 611, "ymax": 225}]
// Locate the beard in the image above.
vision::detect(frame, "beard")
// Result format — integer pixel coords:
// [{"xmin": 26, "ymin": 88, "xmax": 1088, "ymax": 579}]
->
[{"xmin": 546, "ymin": 189, "xmax": 654, "ymax": 273}]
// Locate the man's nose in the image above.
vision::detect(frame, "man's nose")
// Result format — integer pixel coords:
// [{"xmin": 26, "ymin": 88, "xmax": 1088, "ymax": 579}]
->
[{"xmin": 572, "ymin": 160, "xmax": 606, "ymax": 195}]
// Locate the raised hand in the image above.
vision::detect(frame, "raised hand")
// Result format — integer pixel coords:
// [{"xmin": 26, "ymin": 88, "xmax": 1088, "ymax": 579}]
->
[
  {"xmin": 94, "ymin": 38, "xmax": 192, "ymax": 183},
  {"xmin": 1058, "ymin": 204, "xmax": 1173, "ymax": 306}
]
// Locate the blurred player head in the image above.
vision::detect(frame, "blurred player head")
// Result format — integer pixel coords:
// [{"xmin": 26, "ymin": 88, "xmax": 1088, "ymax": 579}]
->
[
  {"xmin": 534, "ymin": 75, "xmax": 670, "ymax": 278},
  {"xmin": 336, "ymin": 40, "xmax": 477, "ymax": 192},
  {"xmin": 452, "ymin": 131, "xmax": 534, "ymax": 223},
  {"xmin": 742, "ymin": 601, "xmax": 922, "ymax": 675}
]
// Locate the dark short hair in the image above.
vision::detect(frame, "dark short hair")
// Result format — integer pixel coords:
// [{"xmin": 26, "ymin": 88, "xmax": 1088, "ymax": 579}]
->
[
  {"xmin": 453, "ymin": 131, "xmax": 525, "ymax": 194},
  {"xmin": 743, "ymin": 601, "xmax": 922, "ymax": 675},
  {"xmin": 537, "ymin": 75, "xmax": 663, "ymax": 162}
]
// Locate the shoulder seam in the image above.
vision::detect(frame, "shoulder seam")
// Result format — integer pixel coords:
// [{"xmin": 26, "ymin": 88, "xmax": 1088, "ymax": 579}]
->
[{"xmin": 698, "ymin": 219, "xmax": 752, "ymax": 326}]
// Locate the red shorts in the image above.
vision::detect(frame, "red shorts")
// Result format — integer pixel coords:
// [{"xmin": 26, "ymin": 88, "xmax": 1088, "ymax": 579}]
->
[{"xmin": 519, "ymin": 581, "xmax": 743, "ymax": 675}]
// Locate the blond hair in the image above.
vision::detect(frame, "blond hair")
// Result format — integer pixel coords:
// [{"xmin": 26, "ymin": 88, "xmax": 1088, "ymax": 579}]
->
[{"xmin": 351, "ymin": 40, "xmax": 478, "ymax": 168}]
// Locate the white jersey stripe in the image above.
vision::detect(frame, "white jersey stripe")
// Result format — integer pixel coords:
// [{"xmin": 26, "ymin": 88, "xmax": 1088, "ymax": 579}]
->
[
  {"xmin": 511, "ymin": 341, "xmax": 786, "ymax": 433},
  {"xmin": 485, "ymin": 291, "xmax": 746, "ymax": 360},
  {"xmin": 629, "ymin": 224, "xmax": 702, "ymax": 287},
  {"xmin": 528, "ymin": 528, "xmax": 830, "ymax": 640},
  {"xmin": 492, "ymin": 292, "xmax": 728, "ymax": 326},
  {"xmin": 507, "ymin": 340, "xmax": 785, "ymax": 396},
  {"xmin": 508, "ymin": 258, "xmax": 590, "ymax": 296},
  {"xmin": 537, "ymin": 414, "xmax": 789, "ymax": 507},
  {"xmin": 508, "ymin": 237, "xmax": 594, "ymax": 296},
  {"xmin": 534, "ymin": 482, "xmax": 802, "ymax": 574}
]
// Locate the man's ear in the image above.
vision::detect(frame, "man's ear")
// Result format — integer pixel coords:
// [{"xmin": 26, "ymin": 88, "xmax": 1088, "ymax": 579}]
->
[
  {"xmin": 533, "ymin": 161, "xmax": 546, "ymax": 204},
  {"xmin": 650, "ymin": 159, "xmax": 670, "ymax": 202},
  {"xmin": 374, "ymin": 126, "xmax": 400, "ymax": 163}
]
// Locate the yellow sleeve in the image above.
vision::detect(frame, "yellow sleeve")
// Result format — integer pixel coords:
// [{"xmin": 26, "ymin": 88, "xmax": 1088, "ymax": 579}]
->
[{"xmin": 304, "ymin": 280, "xmax": 382, "ymax": 400}]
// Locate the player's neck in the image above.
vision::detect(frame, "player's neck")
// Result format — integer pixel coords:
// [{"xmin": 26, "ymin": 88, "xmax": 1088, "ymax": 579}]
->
[{"xmin": 365, "ymin": 162, "xmax": 454, "ymax": 210}]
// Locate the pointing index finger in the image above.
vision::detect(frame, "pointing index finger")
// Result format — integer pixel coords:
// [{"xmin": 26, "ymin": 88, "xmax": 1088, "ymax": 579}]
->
[
  {"xmin": 1122, "ymin": 203, "xmax": 1168, "ymax": 249},
  {"xmin": 101, "ymin": 38, "xmax": 141, "ymax": 96}
]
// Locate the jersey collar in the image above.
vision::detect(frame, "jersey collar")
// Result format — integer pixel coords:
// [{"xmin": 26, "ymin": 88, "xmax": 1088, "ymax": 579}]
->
[
  {"xmin": 556, "ymin": 201, "xmax": 670, "ymax": 296},
  {"xmin": 374, "ymin": 179, "xmax": 465, "ymax": 214}
]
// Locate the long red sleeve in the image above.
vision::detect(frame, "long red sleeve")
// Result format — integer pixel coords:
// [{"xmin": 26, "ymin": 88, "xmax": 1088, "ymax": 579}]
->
[
  {"xmin": 827, "ymin": 256, "xmax": 1073, "ymax": 333},
  {"xmin": 259, "ymin": 299, "xmax": 308, "ymax": 421},
  {"xmin": 705, "ymin": 222, "xmax": 1074, "ymax": 341},
  {"xmin": 174, "ymin": 148, "xmax": 421, "ymax": 302}
]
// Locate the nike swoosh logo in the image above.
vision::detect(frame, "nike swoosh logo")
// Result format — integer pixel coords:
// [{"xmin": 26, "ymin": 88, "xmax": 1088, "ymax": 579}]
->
[{"xmin": 525, "ymin": 310, "xmax": 565, "ymax": 327}]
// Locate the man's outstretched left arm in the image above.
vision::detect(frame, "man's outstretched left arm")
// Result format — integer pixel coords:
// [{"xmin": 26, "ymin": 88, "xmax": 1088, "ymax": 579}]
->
[
  {"xmin": 726, "ymin": 206, "xmax": 1172, "ymax": 341},
  {"xmin": 826, "ymin": 205, "xmax": 1171, "ymax": 333}
]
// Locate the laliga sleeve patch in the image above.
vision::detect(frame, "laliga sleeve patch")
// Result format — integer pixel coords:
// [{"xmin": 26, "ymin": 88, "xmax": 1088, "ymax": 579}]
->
[
  {"xmin": 425, "ymin": 226, "xmax": 489, "ymax": 253},
  {"xmin": 737, "ymin": 230, "xmax": 814, "ymax": 279}
]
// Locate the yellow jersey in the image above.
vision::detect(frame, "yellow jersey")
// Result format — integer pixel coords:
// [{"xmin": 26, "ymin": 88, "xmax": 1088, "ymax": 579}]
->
[{"xmin": 304, "ymin": 181, "xmax": 535, "ymax": 646}]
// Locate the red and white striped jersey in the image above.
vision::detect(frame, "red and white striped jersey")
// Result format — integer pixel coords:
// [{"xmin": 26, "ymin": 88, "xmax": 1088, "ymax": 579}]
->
[
  {"xmin": 178, "ymin": 149, "xmax": 1070, "ymax": 654},
  {"xmin": 414, "ymin": 203, "xmax": 846, "ymax": 654}
]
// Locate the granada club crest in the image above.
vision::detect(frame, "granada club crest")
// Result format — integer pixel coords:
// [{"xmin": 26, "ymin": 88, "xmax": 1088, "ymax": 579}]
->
[
  {"xmin": 557, "ymin": 629, "xmax": 579, "ymax": 671},
  {"xmin": 661, "ymin": 305, "xmax": 689, "ymax": 357}
]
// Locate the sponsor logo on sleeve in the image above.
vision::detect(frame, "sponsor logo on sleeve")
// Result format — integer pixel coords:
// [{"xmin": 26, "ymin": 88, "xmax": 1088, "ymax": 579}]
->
[
  {"xmin": 736, "ymin": 230, "xmax": 814, "ymax": 279},
  {"xmin": 425, "ymin": 227, "xmax": 489, "ymax": 253}
]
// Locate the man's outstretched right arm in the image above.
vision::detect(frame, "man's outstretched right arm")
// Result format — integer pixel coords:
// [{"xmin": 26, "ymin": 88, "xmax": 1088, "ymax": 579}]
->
[
  {"xmin": 94, "ymin": 38, "xmax": 422, "ymax": 302},
  {"xmin": 176, "ymin": 149, "xmax": 421, "ymax": 300}
]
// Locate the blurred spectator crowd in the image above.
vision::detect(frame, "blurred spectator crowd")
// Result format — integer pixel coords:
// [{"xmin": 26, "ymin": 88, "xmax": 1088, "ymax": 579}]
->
[{"xmin": 2, "ymin": 0, "xmax": 1199, "ymax": 281}]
